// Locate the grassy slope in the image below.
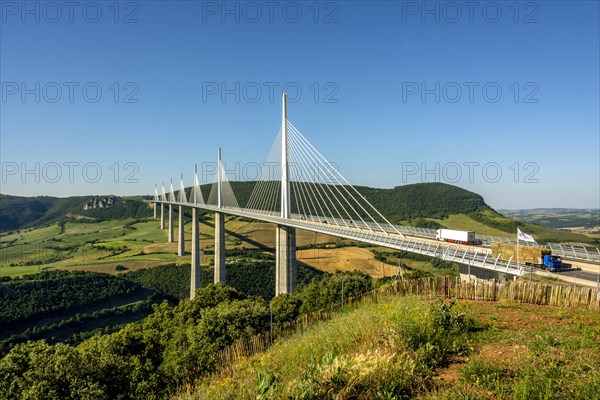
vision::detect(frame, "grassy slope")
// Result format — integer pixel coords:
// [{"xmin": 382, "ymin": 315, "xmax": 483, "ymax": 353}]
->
[
  {"xmin": 181, "ymin": 296, "xmax": 600, "ymax": 400},
  {"xmin": 0, "ymin": 218, "xmax": 167, "ymax": 277},
  {"xmin": 434, "ymin": 209, "xmax": 594, "ymax": 243},
  {"xmin": 431, "ymin": 214, "xmax": 512, "ymax": 236}
]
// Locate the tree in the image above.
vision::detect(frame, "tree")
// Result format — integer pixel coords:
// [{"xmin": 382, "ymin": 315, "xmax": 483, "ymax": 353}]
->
[
  {"xmin": 0, "ymin": 341, "xmax": 105, "ymax": 400},
  {"xmin": 270, "ymin": 293, "xmax": 302, "ymax": 325},
  {"xmin": 297, "ymin": 271, "xmax": 372, "ymax": 313}
]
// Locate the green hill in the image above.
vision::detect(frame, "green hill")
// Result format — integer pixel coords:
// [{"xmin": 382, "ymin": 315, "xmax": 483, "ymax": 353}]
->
[
  {"xmin": 0, "ymin": 194, "xmax": 151, "ymax": 232},
  {"xmin": 220, "ymin": 181, "xmax": 490, "ymax": 223},
  {"xmin": 354, "ymin": 182, "xmax": 490, "ymax": 222},
  {"xmin": 0, "ymin": 270, "xmax": 165, "ymax": 356}
]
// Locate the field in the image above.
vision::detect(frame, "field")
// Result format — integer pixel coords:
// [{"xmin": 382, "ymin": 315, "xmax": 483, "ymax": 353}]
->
[
  {"xmin": 0, "ymin": 216, "xmax": 390, "ymax": 278},
  {"xmin": 181, "ymin": 295, "xmax": 600, "ymax": 400},
  {"xmin": 0, "ymin": 217, "xmax": 200, "ymax": 277},
  {"xmin": 501, "ymin": 208, "xmax": 600, "ymax": 232},
  {"xmin": 297, "ymin": 247, "xmax": 398, "ymax": 278}
]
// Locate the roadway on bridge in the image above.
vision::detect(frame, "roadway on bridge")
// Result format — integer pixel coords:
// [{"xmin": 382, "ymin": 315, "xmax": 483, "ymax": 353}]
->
[{"xmin": 563, "ymin": 258, "xmax": 600, "ymax": 274}]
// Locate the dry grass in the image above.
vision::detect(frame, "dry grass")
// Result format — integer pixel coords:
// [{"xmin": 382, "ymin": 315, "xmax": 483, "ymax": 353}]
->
[{"xmin": 297, "ymin": 246, "xmax": 397, "ymax": 278}]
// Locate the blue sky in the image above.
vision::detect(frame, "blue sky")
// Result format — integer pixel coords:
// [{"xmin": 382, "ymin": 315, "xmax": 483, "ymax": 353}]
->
[{"xmin": 1, "ymin": 0, "xmax": 598, "ymax": 209}]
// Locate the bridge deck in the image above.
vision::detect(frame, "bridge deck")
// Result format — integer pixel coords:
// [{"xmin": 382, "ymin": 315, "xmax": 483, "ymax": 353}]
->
[{"xmin": 156, "ymin": 201, "xmax": 526, "ymax": 276}]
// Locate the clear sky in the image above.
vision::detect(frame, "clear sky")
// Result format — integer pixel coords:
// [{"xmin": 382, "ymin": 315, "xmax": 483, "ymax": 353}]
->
[{"xmin": 1, "ymin": 0, "xmax": 599, "ymax": 210}]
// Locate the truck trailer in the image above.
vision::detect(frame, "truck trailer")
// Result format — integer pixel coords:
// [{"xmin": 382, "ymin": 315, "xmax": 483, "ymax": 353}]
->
[
  {"xmin": 490, "ymin": 243, "xmax": 563, "ymax": 272},
  {"xmin": 435, "ymin": 229, "xmax": 478, "ymax": 245}
]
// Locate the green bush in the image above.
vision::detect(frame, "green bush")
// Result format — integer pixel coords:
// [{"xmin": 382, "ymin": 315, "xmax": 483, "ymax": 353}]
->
[
  {"xmin": 297, "ymin": 270, "xmax": 372, "ymax": 314},
  {"xmin": 270, "ymin": 293, "xmax": 302, "ymax": 325}
]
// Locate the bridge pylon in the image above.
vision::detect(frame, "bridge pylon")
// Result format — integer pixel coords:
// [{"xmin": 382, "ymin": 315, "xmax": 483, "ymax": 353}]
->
[
  {"xmin": 214, "ymin": 147, "xmax": 226, "ymax": 283},
  {"xmin": 276, "ymin": 92, "xmax": 297, "ymax": 295}
]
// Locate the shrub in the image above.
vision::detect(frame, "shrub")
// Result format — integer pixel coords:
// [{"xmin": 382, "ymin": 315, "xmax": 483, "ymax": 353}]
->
[{"xmin": 270, "ymin": 293, "xmax": 302, "ymax": 326}]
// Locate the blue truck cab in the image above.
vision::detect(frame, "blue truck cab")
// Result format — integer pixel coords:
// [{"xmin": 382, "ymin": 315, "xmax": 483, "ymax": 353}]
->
[{"xmin": 543, "ymin": 255, "xmax": 563, "ymax": 272}]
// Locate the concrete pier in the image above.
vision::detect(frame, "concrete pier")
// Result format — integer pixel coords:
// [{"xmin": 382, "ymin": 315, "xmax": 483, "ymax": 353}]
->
[
  {"xmin": 168, "ymin": 205, "xmax": 174, "ymax": 242},
  {"xmin": 214, "ymin": 212, "xmax": 226, "ymax": 283},
  {"xmin": 275, "ymin": 225, "xmax": 296, "ymax": 295},
  {"xmin": 178, "ymin": 205, "xmax": 185, "ymax": 256},
  {"xmin": 190, "ymin": 208, "xmax": 201, "ymax": 299},
  {"xmin": 160, "ymin": 203, "xmax": 165, "ymax": 229}
]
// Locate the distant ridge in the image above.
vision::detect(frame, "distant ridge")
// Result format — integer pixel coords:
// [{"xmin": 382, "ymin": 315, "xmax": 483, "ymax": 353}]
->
[{"xmin": 0, "ymin": 194, "xmax": 150, "ymax": 231}]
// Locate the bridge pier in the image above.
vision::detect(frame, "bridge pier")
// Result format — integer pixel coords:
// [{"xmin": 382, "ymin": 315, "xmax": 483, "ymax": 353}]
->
[
  {"xmin": 190, "ymin": 208, "xmax": 201, "ymax": 299},
  {"xmin": 214, "ymin": 212, "xmax": 226, "ymax": 283},
  {"xmin": 153, "ymin": 203, "xmax": 157, "ymax": 219},
  {"xmin": 276, "ymin": 225, "xmax": 296, "ymax": 295},
  {"xmin": 160, "ymin": 203, "xmax": 165, "ymax": 229},
  {"xmin": 178, "ymin": 205, "xmax": 185, "ymax": 256},
  {"xmin": 168, "ymin": 205, "xmax": 174, "ymax": 242}
]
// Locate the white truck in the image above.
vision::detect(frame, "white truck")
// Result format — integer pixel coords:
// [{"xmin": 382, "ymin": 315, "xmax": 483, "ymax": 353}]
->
[{"xmin": 435, "ymin": 229, "xmax": 478, "ymax": 245}]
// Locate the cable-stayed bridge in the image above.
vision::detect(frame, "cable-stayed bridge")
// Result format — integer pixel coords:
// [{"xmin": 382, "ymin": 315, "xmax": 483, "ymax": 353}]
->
[{"xmin": 152, "ymin": 93, "xmax": 565, "ymax": 299}]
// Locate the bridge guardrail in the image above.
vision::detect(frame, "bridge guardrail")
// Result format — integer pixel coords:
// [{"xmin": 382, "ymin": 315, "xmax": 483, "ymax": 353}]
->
[
  {"xmin": 385, "ymin": 224, "xmax": 600, "ymax": 264},
  {"xmin": 283, "ymin": 212, "xmax": 599, "ymax": 263},
  {"xmin": 226, "ymin": 205, "xmax": 525, "ymax": 276}
]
